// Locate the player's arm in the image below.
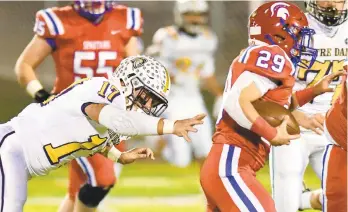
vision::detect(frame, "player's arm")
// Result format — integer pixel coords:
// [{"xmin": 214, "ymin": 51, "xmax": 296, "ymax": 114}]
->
[
  {"xmin": 290, "ymin": 70, "xmax": 346, "ymax": 110},
  {"xmin": 84, "ymin": 103, "xmax": 205, "ymax": 142},
  {"xmin": 14, "ymin": 35, "xmax": 52, "ymax": 102},
  {"xmin": 125, "ymin": 37, "xmax": 143, "ymax": 56},
  {"xmin": 15, "ymin": 9, "xmax": 60, "ymax": 102},
  {"xmin": 223, "ymin": 71, "xmax": 299, "ymax": 146}
]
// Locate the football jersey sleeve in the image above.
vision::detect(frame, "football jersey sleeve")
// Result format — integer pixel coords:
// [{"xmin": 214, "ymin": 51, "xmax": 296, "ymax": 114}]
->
[
  {"xmin": 239, "ymin": 45, "xmax": 295, "ymax": 82},
  {"xmin": 78, "ymin": 78, "xmax": 126, "ymax": 114},
  {"xmin": 125, "ymin": 7, "xmax": 143, "ymax": 37},
  {"xmin": 33, "ymin": 8, "xmax": 65, "ymax": 38}
]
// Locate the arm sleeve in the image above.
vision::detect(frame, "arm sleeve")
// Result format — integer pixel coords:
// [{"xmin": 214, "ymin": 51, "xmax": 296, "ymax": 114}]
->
[
  {"xmin": 223, "ymin": 71, "xmax": 277, "ymax": 129},
  {"xmin": 75, "ymin": 78, "xmax": 126, "ymax": 115},
  {"xmin": 98, "ymin": 105, "xmax": 160, "ymax": 136},
  {"xmin": 33, "ymin": 8, "xmax": 64, "ymax": 38},
  {"xmin": 241, "ymin": 45, "xmax": 295, "ymax": 81},
  {"xmin": 125, "ymin": 7, "xmax": 143, "ymax": 37}
]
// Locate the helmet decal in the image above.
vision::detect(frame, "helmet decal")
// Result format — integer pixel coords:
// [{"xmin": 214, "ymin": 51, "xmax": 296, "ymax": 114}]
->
[
  {"xmin": 270, "ymin": 2, "xmax": 290, "ymax": 20},
  {"xmin": 131, "ymin": 57, "xmax": 147, "ymax": 69}
]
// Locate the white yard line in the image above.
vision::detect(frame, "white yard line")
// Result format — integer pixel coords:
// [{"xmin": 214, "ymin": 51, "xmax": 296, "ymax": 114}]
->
[{"xmin": 27, "ymin": 195, "xmax": 205, "ymax": 206}]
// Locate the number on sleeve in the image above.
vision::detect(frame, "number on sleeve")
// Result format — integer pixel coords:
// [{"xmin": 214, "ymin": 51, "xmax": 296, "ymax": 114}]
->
[
  {"xmin": 97, "ymin": 81, "xmax": 120, "ymax": 103},
  {"xmin": 256, "ymin": 50, "xmax": 285, "ymax": 73},
  {"xmin": 34, "ymin": 19, "xmax": 46, "ymax": 36}
]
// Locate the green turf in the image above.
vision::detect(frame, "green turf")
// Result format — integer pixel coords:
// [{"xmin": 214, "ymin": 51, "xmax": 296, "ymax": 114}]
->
[{"xmin": 25, "ymin": 161, "xmax": 321, "ymax": 212}]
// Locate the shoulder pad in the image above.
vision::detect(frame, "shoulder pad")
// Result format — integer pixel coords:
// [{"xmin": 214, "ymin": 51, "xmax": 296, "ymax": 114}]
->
[{"xmin": 34, "ymin": 7, "xmax": 65, "ymax": 38}]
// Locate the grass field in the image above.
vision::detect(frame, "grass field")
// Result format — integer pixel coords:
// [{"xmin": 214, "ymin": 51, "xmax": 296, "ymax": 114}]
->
[{"xmin": 24, "ymin": 161, "xmax": 321, "ymax": 212}]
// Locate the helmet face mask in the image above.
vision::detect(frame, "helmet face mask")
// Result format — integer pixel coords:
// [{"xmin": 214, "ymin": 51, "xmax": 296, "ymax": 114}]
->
[
  {"xmin": 112, "ymin": 56, "xmax": 171, "ymax": 117},
  {"xmin": 74, "ymin": 0, "xmax": 115, "ymax": 22},
  {"xmin": 126, "ymin": 79, "xmax": 168, "ymax": 117},
  {"xmin": 306, "ymin": 0, "xmax": 348, "ymax": 26},
  {"xmin": 174, "ymin": 0, "xmax": 209, "ymax": 34}
]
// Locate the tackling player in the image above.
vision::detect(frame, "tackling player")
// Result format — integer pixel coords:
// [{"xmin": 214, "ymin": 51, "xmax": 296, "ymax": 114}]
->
[
  {"xmin": 0, "ymin": 55, "xmax": 205, "ymax": 212},
  {"xmin": 199, "ymin": 2, "xmax": 340, "ymax": 211},
  {"xmin": 270, "ymin": 0, "xmax": 348, "ymax": 211},
  {"xmin": 321, "ymin": 60, "xmax": 347, "ymax": 212},
  {"xmin": 14, "ymin": 1, "xmax": 143, "ymax": 211},
  {"xmin": 146, "ymin": 0, "xmax": 223, "ymax": 168}
]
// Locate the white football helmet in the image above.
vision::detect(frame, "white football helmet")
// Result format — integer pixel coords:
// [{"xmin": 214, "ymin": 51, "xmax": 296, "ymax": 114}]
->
[
  {"xmin": 174, "ymin": 0, "xmax": 209, "ymax": 34},
  {"xmin": 111, "ymin": 55, "xmax": 171, "ymax": 117}
]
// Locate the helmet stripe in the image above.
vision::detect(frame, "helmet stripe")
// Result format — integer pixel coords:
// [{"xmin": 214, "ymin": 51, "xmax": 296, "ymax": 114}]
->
[{"xmin": 163, "ymin": 69, "xmax": 170, "ymax": 93}]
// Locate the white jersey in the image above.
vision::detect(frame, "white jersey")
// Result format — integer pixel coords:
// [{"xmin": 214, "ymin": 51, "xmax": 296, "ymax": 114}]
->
[
  {"xmin": 294, "ymin": 14, "xmax": 348, "ymax": 115},
  {"xmin": 8, "ymin": 77, "xmax": 126, "ymax": 176},
  {"xmin": 150, "ymin": 26, "xmax": 218, "ymax": 97}
]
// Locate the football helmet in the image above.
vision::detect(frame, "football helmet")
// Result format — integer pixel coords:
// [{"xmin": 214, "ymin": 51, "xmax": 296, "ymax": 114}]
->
[
  {"xmin": 305, "ymin": 0, "xmax": 348, "ymax": 26},
  {"xmin": 249, "ymin": 1, "xmax": 318, "ymax": 68},
  {"xmin": 174, "ymin": 0, "xmax": 209, "ymax": 34},
  {"xmin": 111, "ymin": 56, "xmax": 170, "ymax": 117},
  {"xmin": 74, "ymin": 0, "xmax": 115, "ymax": 22}
]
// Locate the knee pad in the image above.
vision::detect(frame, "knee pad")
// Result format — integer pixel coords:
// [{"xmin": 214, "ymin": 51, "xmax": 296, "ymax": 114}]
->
[{"xmin": 78, "ymin": 183, "xmax": 113, "ymax": 208}]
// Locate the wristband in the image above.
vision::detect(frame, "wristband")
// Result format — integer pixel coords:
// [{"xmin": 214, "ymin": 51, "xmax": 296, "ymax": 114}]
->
[
  {"xmin": 163, "ymin": 119, "xmax": 175, "ymax": 134},
  {"xmin": 251, "ymin": 117, "xmax": 277, "ymax": 141},
  {"xmin": 295, "ymin": 87, "xmax": 316, "ymax": 107},
  {"xmin": 107, "ymin": 146, "xmax": 122, "ymax": 162},
  {"xmin": 157, "ymin": 118, "xmax": 175, "ymax": 135},
  {"xmin": 26, "ymin": 80, "xmax": 43, "ymax": 98}
]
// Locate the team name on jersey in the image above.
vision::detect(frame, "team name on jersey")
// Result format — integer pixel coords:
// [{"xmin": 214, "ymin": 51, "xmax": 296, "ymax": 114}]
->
[
  {"xmin": 318, "ymin": 47, "xmax": 348, "ymax": 57},
  {"xmin": 83, "ymin": 40, "xmax": 111, "ymax": 50}
]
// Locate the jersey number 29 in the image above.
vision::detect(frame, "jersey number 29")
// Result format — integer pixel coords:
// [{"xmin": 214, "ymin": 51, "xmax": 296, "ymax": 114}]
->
[{"xmin": 256, "ymin": 50, "xmax": 285, "ymax": 73}]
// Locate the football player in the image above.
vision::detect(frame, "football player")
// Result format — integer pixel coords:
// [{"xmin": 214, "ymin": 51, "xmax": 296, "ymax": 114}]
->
[
  {"xmin": 321, "ymin": 60, "xmax": 347, "ymax": 212},
  {"xmin": 146, "ymin": 0, "xmax": 223, "ymax": 168},
  {"xmin": 199, "ymin": 1, "xmax": 339, "ymax": 211},
  {"xmin": 270, "ymin": 0, "xmax": 348, "ymax": 211},
  {"xmin": 0, "ymin": 55, "xmax": 205, "ymax": 212},
  {"xmin": 14, "ymin": 1, "xmax": 143, "ymax": 211}
]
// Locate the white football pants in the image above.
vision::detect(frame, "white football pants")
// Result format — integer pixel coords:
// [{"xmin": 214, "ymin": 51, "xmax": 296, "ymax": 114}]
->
[
  {"xmin": 270, "ymin": 129, "xmax": 329, "ymax": 212},
  {"xmin": 0, "ymin": 124, "xmax": 29, "ymax": 212}
]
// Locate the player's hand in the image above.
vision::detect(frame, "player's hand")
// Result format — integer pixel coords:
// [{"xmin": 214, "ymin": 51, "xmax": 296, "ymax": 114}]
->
[
  {"xmin": 270, "ymin": 116, "xmax": 301, "ymax": 146},
  {"xmin": 313, "ymin": 71, "xmax": 347, "ymax": 95},
  {"xmin": 34, "ymin": 89, "xmax": 51, "ymax": 103},
  {"xmin": 173, "ymin": 114, "xmax": 206, "ymax": 142},
  {"xmin": 299, "ymin": 113, "xmax": 324, "ymax": 135},
  {"xmin": 118, "ymin": 148, "xmax": 155, "ymax": 165}
]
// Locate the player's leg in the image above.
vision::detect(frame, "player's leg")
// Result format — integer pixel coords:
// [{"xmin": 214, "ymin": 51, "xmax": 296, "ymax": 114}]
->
[
  {"xmin": 74, "ymin": 154, "xmax": 116, "ymax": 212},
  {"xmin": 299, "ymin": 131, "xmax": 329, "ymax": 210},
  {"xmin": 163, "ymin": 134, "xmax": 192, "ymax": 167},
  {"xmin": 0, "ymin": 130, "xmax": 29, "ymax": 212},
  {"xmin": 58, "ymin": 160, "xmax": 87, "ymax": 212},
  {"xmin": 270, "ymin": 137, "xmax": 308, "ymax": 212},
  {"xmin": 201, "ymin": 143, "xmax": 275, "ymax": 212},
  {"xmin": 322, "ymin": 144, "xmax": 347, "ymax": 212}
]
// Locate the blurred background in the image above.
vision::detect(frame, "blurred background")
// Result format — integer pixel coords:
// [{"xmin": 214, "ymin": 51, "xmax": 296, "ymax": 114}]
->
[{"xmin": 0, "ymin": 1, "xmax": 319, "ymax": 212}]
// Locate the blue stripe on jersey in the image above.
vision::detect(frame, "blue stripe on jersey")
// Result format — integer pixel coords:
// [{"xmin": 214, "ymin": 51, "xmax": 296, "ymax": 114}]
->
[
  {"xmin": 131, "ymin": 9, "xmax": 136, "ymax": 30},
  {"xmin": 226, "ymin": 145, "xmax": 257, "ymax": 212},
  {"xmin": 44, "ymin": 11, "xmax": 59, "ymax": 35},
  {"xmin": 45, "ymin": 38, "xmax": 57, "ymax": 51},
  {"xmin": 240, "ymin": 45, "xmax": 255, "ymax": 64},
  {"xmin": 77, "ymin": 158, "xmax": 92, "ymax": 185}
]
